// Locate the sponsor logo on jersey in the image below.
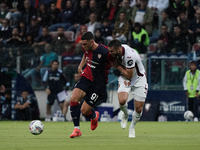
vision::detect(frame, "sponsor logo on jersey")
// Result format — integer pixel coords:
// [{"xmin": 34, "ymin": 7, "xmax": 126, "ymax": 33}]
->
[
  {"xmin": 127, "ymin": 56, "xmax": 131, "ymax": 59},
  {"xmin": 127, "ymin": 60, "xmax": 133, "ymax": 66}
]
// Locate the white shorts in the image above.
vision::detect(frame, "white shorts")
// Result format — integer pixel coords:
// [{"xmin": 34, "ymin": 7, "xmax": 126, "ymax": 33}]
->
[{"xmin": 118, "ymin": 76, "xmax": 148, "ymax": 102}]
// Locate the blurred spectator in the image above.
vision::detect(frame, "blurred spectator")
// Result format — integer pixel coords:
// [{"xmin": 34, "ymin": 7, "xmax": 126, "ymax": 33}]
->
[
  {"xmin": 158, "ymin": 24, "xmax": 173, "ymax": 53},
  {"xmin": 43, "ymin": 60, "xmax": 68, "ymax": 121},
  {"xmin": 183, "ymin": 0, "xmax": 195, "ymax": 20},
  {"xmin": 68, "ymin": 25, "xmax": 87, "ymax": 59},
  {"xmin": 106, "ymin": 12, "xmax": 129, "ymax": 43},
  {"xmin": 53, "ymin": 26, "xmax": 70, "ymax": 55},
  {"xmin": 37, "ymin": 0, "xmax": 54, "ymax": 6},
  {"xmin": 159, "ymin": 10, "xmax": 173, "ymax": 34},
  {"xmin": 49, "ymin": 2, "xmax": 60, "ymax": 26},
  {"xmin": 188, "ymin": 9, "xmax": 200, "ymax": 45},
  {"xmin": 130, "ymin": 0, "xmax": 140, "ymax": 7},
  {"xmin": 49, "ymin": 0, "xmax": 75, "ymax": 31},
  {"xmin": 176, "ymin": 11, "xmax": 190, "ymax": 35},
  {"xmin": 148, "ymin": 0, "xmax": 169, "ymax": 29},
  {"xmin": 17, "ymin": 21, "xmax": 26, "ymax": 40},
  {"xmin": 130, "ymin": 22, "xmax": 149, "ymax": 53},
  {"xmin": 6, "ymin": 27, "xmax": 23, "ymax": 47},
  {"xmin": 26, "ymin": 16, "xmax": 42, "ymax": 40},
  {"xmin": 116, "ymin": 0, "xmax": 133, "ymax": 22},
  {"xmin": 36, "ymin": 43, "xmax": 58, "ymax": 85},
  {"xmin": 167, "ymin": 0, "xmax": 185, "ymax": 21},
  {"xmin": 131, "ymin": 0, "xmax": 153, "ymax": 35},
  {"xmin": 23, "ymin": 34, "xmax": 34, "ymax": 54},
  {"xmin": 193, "ymin": 0, "xmax": 200, "ymax": 11},
  {"xmin": 67, "ymin": 0, "xmax": 88, "ymax": 33},
  {"xmin": 104, "ymin": 0, "xmax": 120, "ymax": 24},
  {"xmin": 3, "ymin": 47, "xmax": 16, "ymax": 71},
  {"xmin": 33, "ymin": 27, "xmax": 52, "ymax": 47},
  {"xmin": 9, "ymin": 0, "xmax": 24, "ymax": 26},
  {"xmin": 85, "ymin": 0, "xmax": 100, "ymax": 22},
  {"xmin": 20, "ymin": 0, "xmax": 37, "ymax": 26},
  {"xmin": 22, "ymin": 46, "xmax": 42, "ymax": 82},
  {"xmin": 85, "ymin": 13, "xmax": 101, "ymax": 35},
  {"xmin": 148, "ymin": 0, "xmax": 169, "ymax": 12},
  {"xmin": 37, "ymin": 3, "xmax": 50, "ymax": 27},
  {"xmin": 0, "ymin": 90, "xmax": 11, "ymax": 119},
  {"xmin": 94, "ymin": 28, "xmax": 106, "ymax": 45},
  {"xmin": 0, "ymin": 2, "xmax": 11, "ymax": 26},
  {"xmin": 171, "ymin": 25, "xmax": 188, "ymax": 54},
  {"xmin": 14, "ymin": 90, "xmax": 39, "ymax": 120},
  {"xmin": 0, "ymin": 19, "xmax": 12, "ymax": 45},
  {"xmin": 154, "ymin": 40, "xmax": 167, "ymax": 54},
  {"xmin": 101, "ymin": 18, "xmax": 112, "ymax": 38}
]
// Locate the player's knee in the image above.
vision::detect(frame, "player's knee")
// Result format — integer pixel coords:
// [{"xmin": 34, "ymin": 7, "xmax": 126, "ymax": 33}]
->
[
  {"xmin": 119, "ymin": 99, "xmax": 127, "ymax": 105},
  {"xmin": 70, "ymin": 95, "xmax": 79, "ymax": 102},
  {"xmin": 135, "ymin": 107, "xmax": 143, "ymax": 114},
  {"xmin": 80, "ymin": 108, "xmax": 88, "ymax": 116}
]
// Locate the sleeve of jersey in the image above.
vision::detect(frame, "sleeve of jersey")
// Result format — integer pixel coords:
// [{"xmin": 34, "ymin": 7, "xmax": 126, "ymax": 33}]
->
[
  {"xmin": 125, "ymin": 56, "xmax": 135, "ymax": 69},
  {"xmin": 42, "ymin": 70, "xmax": 48, "ymax": 88}
]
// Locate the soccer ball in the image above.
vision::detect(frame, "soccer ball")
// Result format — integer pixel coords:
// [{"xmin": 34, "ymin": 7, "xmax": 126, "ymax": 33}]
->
[
  {"xmin": 184, "ymin": 111, "xmax": 194, "ymax": 120},
  {"xmin": 29, "ymin": 120, "xmax": 44, "ymax": 135}
]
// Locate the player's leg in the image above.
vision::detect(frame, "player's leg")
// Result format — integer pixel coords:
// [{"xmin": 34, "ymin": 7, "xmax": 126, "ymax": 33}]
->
[
  {"xmin": 118, "ymin": 92, "xmax": 129, "ymax": 129},
  {"xmin": 58, "ymin": 102, "xmax": 64, "ymax": 113},
  {"xmin": 45, "ymin": 94, "xmax": 54, "ymax": 121},
  {"xmin": 70, "ymin": 88, "xmax": 86, "ymax": 138},
  {"xmin": 129, "ymin": 82, "xmax": 148, "ymax": 138},
  {"xmin": 81, "ymin": 101, "xmax": 99, "ymax": 130},
  {"xmin": 63, "ymin": 100, "xmax": 70, "ymax": 119},
  {"xmin": 130, "ymin": 100, "xmax": 145, "ymax": 128},
  {"xmin": 118, "ymin": 77, "xmax": 131, "ymax": 129}
]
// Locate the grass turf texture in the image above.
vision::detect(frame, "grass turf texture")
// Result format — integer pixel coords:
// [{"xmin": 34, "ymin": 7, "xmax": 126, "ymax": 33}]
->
[{"xmin": 0, "ymin": 121, "xmax": 200, "ymax": 150}]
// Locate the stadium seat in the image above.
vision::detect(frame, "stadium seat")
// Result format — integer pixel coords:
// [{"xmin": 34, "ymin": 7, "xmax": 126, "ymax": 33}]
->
[{"xmin": 64, "ymin": 31, "xmax": 74, "ymax": 42}]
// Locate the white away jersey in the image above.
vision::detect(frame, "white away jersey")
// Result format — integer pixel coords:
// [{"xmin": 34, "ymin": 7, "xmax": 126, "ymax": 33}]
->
[{"xmin": 120, "ymin": 44, "xmax": 146, "ymax": 86}]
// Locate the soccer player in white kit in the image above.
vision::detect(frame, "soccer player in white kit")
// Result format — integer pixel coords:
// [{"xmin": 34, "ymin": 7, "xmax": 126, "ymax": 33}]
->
[{"xmin": 108, "ymin": 39, "xmax": 148, "ymax": 137}]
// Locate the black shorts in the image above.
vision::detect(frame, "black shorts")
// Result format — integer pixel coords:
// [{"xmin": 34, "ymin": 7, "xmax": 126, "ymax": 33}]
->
[
  {"xmin": 47, "ymin": 93, "xmax": 64, "ymax": 106},
  {"xmin": 74, "ymin": 77, "xmax": 107, "ymax": 107}
]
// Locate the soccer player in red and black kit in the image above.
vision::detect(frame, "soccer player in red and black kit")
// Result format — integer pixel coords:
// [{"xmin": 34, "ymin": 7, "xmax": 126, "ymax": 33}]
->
[{"xmin": 70, "ymin": 31, "xmax": 114, "ymax": 138}]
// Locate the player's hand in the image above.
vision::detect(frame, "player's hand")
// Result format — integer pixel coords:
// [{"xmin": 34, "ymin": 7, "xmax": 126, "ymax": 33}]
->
[
  {"xmin": 196, "ymin": 92, "xmax": 199, "ymax": 100},
  {"xmin": 0, "ymin": 85, "xmax": 5, "ymax": 93},
  {"xmin": 46, "ymin": 89, "xmax": 51, "ymax": 95},
  {"xmin": 111, "ymin": 59, "xmax": 120, "ymax": 68}
]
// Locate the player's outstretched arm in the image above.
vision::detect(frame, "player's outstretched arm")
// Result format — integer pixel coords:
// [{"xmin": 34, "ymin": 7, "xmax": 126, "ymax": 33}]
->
[{"xmin": 78, "ymin": 54, "xmax": 86, "ymax": 74}]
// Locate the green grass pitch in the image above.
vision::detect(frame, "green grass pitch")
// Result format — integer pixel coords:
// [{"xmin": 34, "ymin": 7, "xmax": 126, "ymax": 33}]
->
[{"xmin": 0, "ymin": 121, "xmax": 200, "ymax": 150}]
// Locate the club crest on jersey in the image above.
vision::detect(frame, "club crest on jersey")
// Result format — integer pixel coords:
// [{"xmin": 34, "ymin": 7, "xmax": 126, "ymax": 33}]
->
[
  {"xmin": 127, "ymin": 60, "xmax": 133, "ymax": 66},
  {"xmin": 98, "ymin": 54, "xmax": 102, "ymax": 59}
]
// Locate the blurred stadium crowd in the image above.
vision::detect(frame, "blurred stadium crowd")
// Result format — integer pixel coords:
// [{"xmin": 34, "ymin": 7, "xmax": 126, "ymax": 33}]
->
[{"xmin": 0, "ymin": 0, "xmax": 200, "ymax": 88}]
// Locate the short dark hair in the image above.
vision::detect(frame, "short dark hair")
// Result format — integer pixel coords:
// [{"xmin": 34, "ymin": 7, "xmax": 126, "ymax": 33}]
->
[
  {"xmin": 52, "ymin": 60, "xmax": 59, "ymax": 64},
  {"xmin": 81, "ymin": 31, "xmax": 94, "ymax": 40},
  {"xmin": 190, "ymin": 60, "xmax": 196, "ymax": 66},
  {"xmin": 108, "ymin": 39, "xmax": 122, "ymax": 48},
  {"xmin": 161, "ymin": 23, "xmax": 168, "ymax": 28}
]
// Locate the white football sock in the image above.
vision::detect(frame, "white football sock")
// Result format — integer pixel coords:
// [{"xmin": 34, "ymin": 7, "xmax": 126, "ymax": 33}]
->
[
  {"xmin": 130, "ymin": 111, "xmax": 141, "ymax": 129},
  {"xmin": 75, "ymin": 126, "xmax": 80, "ymax": 130},
  {"xmin": 120, "ymin": 103, "xmax": 128, "ymax": 117}
]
